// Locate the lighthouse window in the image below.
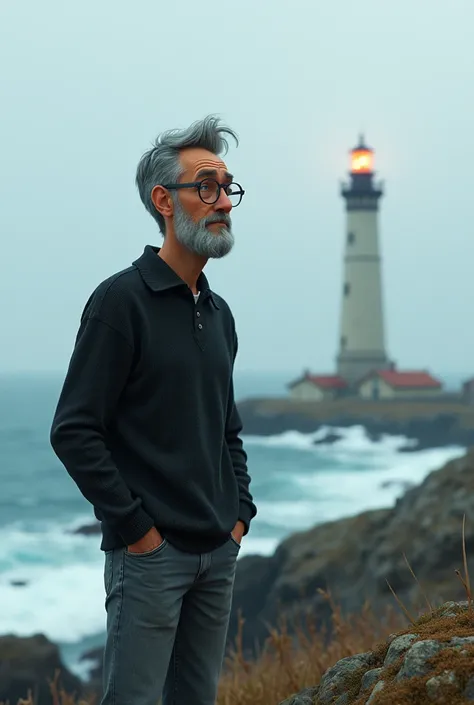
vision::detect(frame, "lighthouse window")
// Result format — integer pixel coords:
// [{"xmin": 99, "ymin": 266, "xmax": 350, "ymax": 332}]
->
[
  {"xmin": 348, "ymin": 232, "xmax": 355, "ymax": 245},
  {"xmin": 341, "ymin": 336, "xmax": 347, "ymax": 349},
  {"xmin": 344, "ymin": 283, "xmax": 351, "ymax": 296}
]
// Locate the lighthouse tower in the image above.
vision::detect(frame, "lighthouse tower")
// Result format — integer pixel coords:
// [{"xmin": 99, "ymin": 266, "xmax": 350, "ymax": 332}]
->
[{"xmin": 336, "ymin": 136, "xmax": 391, "ymax": 384}]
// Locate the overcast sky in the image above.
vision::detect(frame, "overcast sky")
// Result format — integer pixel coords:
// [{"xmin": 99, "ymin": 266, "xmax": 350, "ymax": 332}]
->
[{"xmin": 1, "ymin": 0, "xmax": 473, "ymax": 380}]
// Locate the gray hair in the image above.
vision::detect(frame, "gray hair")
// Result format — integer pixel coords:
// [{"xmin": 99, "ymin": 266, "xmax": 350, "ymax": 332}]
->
[{"xmin": 135, "ymin": 115, "xmax": 239, "ymax": 234}]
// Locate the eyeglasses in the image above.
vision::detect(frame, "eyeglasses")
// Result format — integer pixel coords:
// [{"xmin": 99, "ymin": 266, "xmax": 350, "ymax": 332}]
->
[{"xmin": 161, "ymin": 178, "xmax": 245, "ymax": 207}]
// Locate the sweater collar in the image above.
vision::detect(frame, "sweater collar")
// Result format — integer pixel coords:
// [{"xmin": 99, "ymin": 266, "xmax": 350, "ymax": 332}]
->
[{"xmin": 133, "ymin": 245, "xmax": 220, "ymax": 309}]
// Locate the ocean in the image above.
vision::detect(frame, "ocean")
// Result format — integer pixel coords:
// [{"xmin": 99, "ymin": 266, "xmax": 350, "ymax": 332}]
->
[{"xmin": 0, "ymin": 371, "xmax": 467, "ymax": 679}]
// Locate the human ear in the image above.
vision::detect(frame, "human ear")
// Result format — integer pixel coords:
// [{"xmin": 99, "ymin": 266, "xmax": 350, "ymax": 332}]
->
[{"xmin": 151, "ymin": 185, "xmax": 173, "ymax": 218}]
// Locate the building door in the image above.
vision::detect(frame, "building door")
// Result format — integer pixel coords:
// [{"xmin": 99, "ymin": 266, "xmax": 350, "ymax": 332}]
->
[{"xmin": 372, "ymin": 378, "xmax": 379, "ymax": 400}]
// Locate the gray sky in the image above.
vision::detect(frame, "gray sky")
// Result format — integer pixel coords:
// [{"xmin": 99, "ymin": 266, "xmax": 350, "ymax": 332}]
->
[{"xmin": 1, "ymin": 0, "xmax": 473, "ymax": 379}]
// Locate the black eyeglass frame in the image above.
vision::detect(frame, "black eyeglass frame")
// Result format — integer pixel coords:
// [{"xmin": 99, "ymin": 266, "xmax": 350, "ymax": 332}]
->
[{"xmin": 160, "ymin": 178, "xmax": 245, "ymax": 206}]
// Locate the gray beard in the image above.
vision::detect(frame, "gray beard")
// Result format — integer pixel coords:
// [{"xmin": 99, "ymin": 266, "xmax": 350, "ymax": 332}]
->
[{"xmin": 173, "ymin": 202, "xmax": 235, "ymax": 259}]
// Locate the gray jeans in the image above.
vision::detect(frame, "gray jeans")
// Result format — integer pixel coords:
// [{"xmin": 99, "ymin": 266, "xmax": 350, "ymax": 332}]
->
[{"xmin": 100, "ymin": 535, "xmax": 240, "ymax": 705}]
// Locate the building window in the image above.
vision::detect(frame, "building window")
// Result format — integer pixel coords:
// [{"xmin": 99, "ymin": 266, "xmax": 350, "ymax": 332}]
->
[
  {"xmin": 344, "ymin": 282, "xmax": 351, "ymax": 296},
  {"xmin": 348, "ymin": 232, "xmax": 355, "ymax": 245}
]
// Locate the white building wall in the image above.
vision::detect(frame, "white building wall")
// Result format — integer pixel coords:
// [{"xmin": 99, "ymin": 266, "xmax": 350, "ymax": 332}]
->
[
  {"xmin": 337, "ymin": 202, "xmax": 392, "ymax": 384},
  {"xmin": 290, "ymin": 381, "xmax": 325, "ymax": 401},
  {"xmin": 339, "ymin": 210, "xmax": 386, "ymax": 355}
]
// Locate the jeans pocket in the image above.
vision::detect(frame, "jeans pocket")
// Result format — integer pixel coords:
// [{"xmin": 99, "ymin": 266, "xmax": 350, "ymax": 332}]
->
[
  {"xmin": 229, "ymin": 535, "xmax": 242, "ymax": 550},
  {"xmin": 125, "ymin": 538, "xmax": 169, "ymax": 558}
]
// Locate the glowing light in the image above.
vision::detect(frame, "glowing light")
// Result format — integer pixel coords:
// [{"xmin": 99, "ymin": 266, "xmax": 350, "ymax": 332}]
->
[{"xmin": 351, "ymin": 148, "xmax": 373, "ymax": 173}]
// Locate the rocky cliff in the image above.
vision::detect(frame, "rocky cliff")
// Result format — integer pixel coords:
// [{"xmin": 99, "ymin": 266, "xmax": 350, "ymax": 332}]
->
[{"xmin": 228, "ymin": 448, "xmax": 474, "ymax": 656}]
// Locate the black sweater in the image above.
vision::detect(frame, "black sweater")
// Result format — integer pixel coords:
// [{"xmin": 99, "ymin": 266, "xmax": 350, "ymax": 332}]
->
[{"xmin": 50, "ymin": 245, "xmax": 257, "ymax": 553}]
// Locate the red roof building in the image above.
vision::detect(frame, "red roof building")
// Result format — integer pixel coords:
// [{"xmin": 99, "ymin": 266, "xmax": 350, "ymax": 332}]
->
[
  {"xmin": 288, "ymin": 372, "xmax": 348, "ymax": 401},
  {"xmin": 357, "ymin": 369, "xmax": 443, "ymax": 400}
]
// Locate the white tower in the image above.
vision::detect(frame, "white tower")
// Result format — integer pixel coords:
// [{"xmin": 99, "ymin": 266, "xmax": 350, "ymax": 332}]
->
[{"xmin": 337, "ymin": 136, "xmax": 391, "ymax": 384}]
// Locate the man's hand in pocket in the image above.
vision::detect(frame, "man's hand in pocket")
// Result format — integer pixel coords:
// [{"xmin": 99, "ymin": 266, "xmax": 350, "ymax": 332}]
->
[
  {"xmin": 127, "ymin": 527, "xmax": 163, "ymax": 554},
  {"xmin": 231, "ymin": 520, "xmax": 245, "ymax": 545}
]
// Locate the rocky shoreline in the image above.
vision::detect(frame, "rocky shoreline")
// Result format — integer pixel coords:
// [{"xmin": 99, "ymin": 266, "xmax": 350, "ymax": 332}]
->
[
  {"xmin": 227, "ymin": 448, "xmax": 474, "ymax": 657},
  {"xmin": 2, "ymin": 442, "xmax": 474, "ymax": 703},
  {"xmin": 237, "ymin": 397, "xmax": 474, "ymax": 450}
]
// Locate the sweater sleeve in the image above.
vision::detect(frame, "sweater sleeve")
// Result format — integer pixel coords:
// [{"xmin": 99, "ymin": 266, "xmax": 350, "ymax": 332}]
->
[
  {"xmin": 50, "ymin": 315, "xmax": 155, "ymax": 546},
  {"xmin": 225, "ymin": 327, "xmax": 257, "ymax": 534}
]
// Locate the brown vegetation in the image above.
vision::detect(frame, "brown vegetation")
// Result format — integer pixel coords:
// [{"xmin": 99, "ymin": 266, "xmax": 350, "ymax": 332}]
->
[{"xmin": 217, "ymin": 592, "xmax": 406, "ymax": 705}]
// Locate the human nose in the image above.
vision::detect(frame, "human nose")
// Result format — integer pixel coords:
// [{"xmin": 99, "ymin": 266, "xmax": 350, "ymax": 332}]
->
[{"xmin": 214, "ymin": 187, "xmax": 232, "ymax": 213}]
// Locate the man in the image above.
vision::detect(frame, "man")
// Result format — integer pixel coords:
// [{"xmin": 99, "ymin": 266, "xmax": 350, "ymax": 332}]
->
[{"xmin": 50, "ymin": 115, "xmax": 257, "ymax": 705}]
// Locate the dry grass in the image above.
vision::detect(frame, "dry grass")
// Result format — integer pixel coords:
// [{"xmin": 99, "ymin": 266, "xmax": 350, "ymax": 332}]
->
[
  {"xmin": 216, "ymin": 592, "xmax": 405, "ymax": 705},
  {"xmin": 0, "ymin": 670, "xmax": 97, "ymax": 705}
]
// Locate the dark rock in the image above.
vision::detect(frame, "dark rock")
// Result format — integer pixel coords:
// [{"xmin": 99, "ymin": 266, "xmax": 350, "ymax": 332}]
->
[
  {"xmin": 396, "ymin": 640, "xmax": 444, "ymax": 680},
  {"xmin": 359, "ymin": 667, "xmax": 383, "ymax": 692},
  {"xmin": 449, "ymin": 636, "xmax": 474, "ymax": 651},
  {"xmin": 383, "ymin": 633, "xmax": 418, "ymax": 666},
  {"xmin": 71, "ymin": 521, "xmax": 101, "ymax": 536},
  {"xmin": 333, "ymin": 693, "xmax": 350, "ymax": 705},
  {"xmin": 366, "ymin": 681, "xmax": 385, "ymax": 703},
  {"xmin": 437, "ymin": 600, "xmax": 471, "ymax": 618},
  {"xmin": 425, "ymin": 670, "xmax": 458, "ymax": 701},
  {"xmin": 464, "ymin": 675, "xmax": 474, "ymax": 700},
  {"xmin": 379, "ymin": 479, "xmax": 415, "ymax": 492},
  {"xmin": 364, "ymin": 429, "xmax": 383, "ymax": 443},
  {"xmin": 0, "ymin": 633, "xmax": 83, "ymax": 705},
  {"xmin": 9, "ymin": 579, "xmax": 29, "ymax": 587},
  {"xmin": 317, "ymin": 652, "xmax": 374, "ymax": 704},
  {"xmin": 279, "ymin": 686, "xmax": 320, "ymax": 704},
  {"xmin": 313, "ymin": 432, "xmax": 343, "ymax": 445},
  {"xmin": 398, "ymin": 443, "xmax": 421, "ymax": 453}
]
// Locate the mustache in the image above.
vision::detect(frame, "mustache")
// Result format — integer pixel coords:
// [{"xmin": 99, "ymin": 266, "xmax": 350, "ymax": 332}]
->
[{"xmin": 204, "ymin": 212, "xmax": 232, "ymax": 228}]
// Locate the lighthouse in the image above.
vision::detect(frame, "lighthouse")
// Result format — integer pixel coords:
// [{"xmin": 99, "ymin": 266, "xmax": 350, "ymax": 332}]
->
[{"xmin": 336, "ymin": 136, "xmax": 391, "ymax": 384}]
